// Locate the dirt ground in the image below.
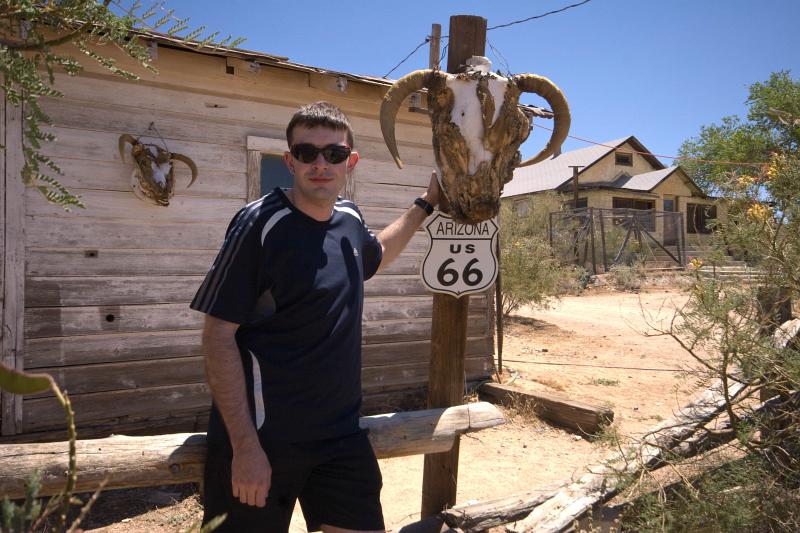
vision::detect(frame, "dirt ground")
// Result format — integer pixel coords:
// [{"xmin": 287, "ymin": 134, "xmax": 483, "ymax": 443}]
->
[{"xmin": 71, "ymin": 284, "xmax": 701, "ymax": 532}]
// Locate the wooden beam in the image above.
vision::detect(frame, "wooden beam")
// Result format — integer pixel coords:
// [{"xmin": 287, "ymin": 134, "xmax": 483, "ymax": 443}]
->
[
  {"xmin": 442, "ymin": 489, "xmax": 557, "ymax": 532},
  {"xmin": 0, "ymin": 88, "xmax": 5, "ymax": 433},
  {"xmin": 421, "ymin": 14, "xmax": 487, "ymax": 519},
  {"xmin": 0, "ymin": 402, "xmax": 504, "ymax": 499},
  {"xmin": 508, "ymin": 380, "xmax": 746, "ymax": 532},
  {"xmin": 478, "ymin": 382, "xmax": 614, "ymax": 435},
  {"xmin": 246, "ymin": 149, "xmax": 261, "ymax": 203},
  {"xmin": 2, "ymin": 100, "xmax": 25, "ymax": 436}
]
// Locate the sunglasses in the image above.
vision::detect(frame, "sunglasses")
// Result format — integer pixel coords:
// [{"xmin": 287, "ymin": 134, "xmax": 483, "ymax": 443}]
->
[{"xmin": 290, "ymin": 143, "xmax": 352, "ymax": 164}]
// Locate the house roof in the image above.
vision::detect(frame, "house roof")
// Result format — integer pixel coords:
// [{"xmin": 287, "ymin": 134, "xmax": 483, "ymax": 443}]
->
[
  {"xmin": 502, "ymin": 135, "xmax": 667, "ymax": 198},
  {"xmin": 139, "ymin": 29, "xmax": 393, "ymax": 88},
  {"xmin": 503, "ymin": 137, "xmax": 627, "ymax": 197},
  {"xmin": 612, "ymin": 167, "xmax": 675, "ymax": 191},
  {"xmin": 137, "ymin": 30, "xmax": 553, "ymax": 119},
  {"xmin": 609, "ymin": 166, "xmax": 706, "ymax": 196}
]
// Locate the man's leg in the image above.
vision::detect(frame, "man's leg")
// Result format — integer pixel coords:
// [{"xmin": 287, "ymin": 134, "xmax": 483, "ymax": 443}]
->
[
  {"xmin": 298, "ymin": 430, "xmax": 385, "ymax": 532},
  {"xmin": 203, "ymin": 439, "xmax": 307, "ymax": 533}
]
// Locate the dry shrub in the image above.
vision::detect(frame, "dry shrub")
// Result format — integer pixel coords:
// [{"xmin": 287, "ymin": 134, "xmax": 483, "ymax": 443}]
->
[{"xmin": 607, "ymin": 263, "xmax": 646, "ymax": 291}]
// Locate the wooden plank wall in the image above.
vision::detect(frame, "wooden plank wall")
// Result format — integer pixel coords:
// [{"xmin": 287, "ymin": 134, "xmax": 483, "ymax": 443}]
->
[
  {"xmin": 2, "ymin": 100, "xmax": 27, "ymax": 435},
  {"xmin": 12, "ymin": 44, "xmax": 494, "ymax": 440}
]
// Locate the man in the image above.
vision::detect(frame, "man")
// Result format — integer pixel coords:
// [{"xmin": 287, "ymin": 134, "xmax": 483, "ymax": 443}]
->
[{"xmin": 191, "ymin": 101, "xmax": 440, "ymax": 532}]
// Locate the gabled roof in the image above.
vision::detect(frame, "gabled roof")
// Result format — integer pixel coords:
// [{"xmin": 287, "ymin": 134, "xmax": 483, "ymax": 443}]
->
[
  {"xmin": 609, "ymin": 166, "xmax": 705, "ymax": 196},
  {"xmin": 612, "ymin": 167, "xmax": 675, "ymax": 191},
  {"xmin": 502, "ymin": 135, "xmax": 665, "ymax": 198}
]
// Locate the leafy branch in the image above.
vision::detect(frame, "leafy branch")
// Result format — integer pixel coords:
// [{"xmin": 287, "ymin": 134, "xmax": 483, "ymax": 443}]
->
[{"xmin": 0, "ymin": 1, "xmax": 245, "ymax": 210}]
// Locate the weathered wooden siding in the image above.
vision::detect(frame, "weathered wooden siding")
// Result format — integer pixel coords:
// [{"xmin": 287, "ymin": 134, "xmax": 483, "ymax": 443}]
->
[
  {"xmin": 7, "ymin": 43, "xmax": 494, "ymax": 439},
  {"xmin": 2, "ymin": 100, "xmax": 26, "ymax": 436}
]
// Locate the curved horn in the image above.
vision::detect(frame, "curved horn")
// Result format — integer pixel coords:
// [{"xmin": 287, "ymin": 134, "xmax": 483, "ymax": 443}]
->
[
  {"xmin": 170, "ymin": 153, "xmax": 198, "ymax": 188},
  {"xmin": 514, "ymin": 75, "xmax": 571, "ymax": 167},
  {"xmin": 379, "ymin": 69, "xmax": 434, "ymax": 169},
  {"xmin": 118, "ymin": 134, "xmax": 138, "ymax": 163}
]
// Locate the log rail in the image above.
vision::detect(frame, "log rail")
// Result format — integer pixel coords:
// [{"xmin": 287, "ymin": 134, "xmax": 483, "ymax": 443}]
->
[{"xmin": 0, "ymin": 402, "xmax": 504, "ymax": 500}]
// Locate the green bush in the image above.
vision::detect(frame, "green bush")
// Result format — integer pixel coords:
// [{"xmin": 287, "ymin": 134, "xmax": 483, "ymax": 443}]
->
[
  {"xmin": 627, "ymin": 456, "xmax": 800, "ymax": 533},
  {"xmin": 499, "ymin": 195, "xmax": 577, "ymax": 316},
  {"xmin": 622, "ymin": 72, "xmax": 800, "ymax": 532}
]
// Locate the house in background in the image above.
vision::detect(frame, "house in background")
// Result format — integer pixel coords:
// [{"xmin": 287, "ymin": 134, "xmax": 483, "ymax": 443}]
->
[{"xmin": 502, "ymin": 136, "xmax": 724, "ymax": 248}]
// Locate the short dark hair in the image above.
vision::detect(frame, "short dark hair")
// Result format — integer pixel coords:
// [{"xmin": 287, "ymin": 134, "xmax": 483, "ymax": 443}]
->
[{"xmin": 286, "ymin": 101, "xmax": 355, "ymax": 148}]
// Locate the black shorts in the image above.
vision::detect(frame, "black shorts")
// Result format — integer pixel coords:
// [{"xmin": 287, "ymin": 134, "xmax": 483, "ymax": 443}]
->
[{"xmin": 202, "ymin": 429, "xmax": 384, "ymax": 532}]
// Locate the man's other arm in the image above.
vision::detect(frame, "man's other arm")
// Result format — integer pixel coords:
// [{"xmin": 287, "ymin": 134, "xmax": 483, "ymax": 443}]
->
[
  {"xmin": 202, "ymin": 315, "xmax": 271, "ymax": 507},
  {"xmin": 377, "ymin": 171, "xmax": 440, "ymax": 271}
]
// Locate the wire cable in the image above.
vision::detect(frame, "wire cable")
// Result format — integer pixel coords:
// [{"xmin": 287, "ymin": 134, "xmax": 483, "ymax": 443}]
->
[
  {"xmin": 385, "ymin": 0, "xmax": 592, "ymax": 77},
  {"xmin": 501, "ymin": 357, "xmax": 684, "ymax": 372},
  {"xmin": 487, "ymin": 38, "xmax": 513, "ymax": 76},
  {"xmin": 382, "ymin": 37, "xmax": 430, "ymax": 79},
  {"xmin": 487, "ymin": 0, "xmax": 594, "ymax": 31},
  {"xmin": 439, "ymin": 41, "xmax": 450, "ymax": 67},
  {"xmin": 530, "ymin": 123, "xmax": 768, "ymax": 168}
]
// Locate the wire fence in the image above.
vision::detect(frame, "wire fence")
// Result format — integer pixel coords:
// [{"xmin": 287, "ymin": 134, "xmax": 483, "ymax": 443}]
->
[{"xmin": 549, "ymin": 207, "xmax": 686, "ymax": 274}]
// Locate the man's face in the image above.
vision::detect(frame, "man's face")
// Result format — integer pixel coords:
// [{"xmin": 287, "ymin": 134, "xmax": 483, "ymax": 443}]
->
[{"xmin": 284, "ymin": 126, "xmax": 358, "ymax": 208}]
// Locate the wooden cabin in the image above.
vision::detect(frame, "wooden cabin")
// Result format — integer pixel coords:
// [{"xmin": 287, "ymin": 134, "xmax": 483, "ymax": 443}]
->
[{"xmin": 0, "ymin": 33, "xmax": 494, "ymax": 442}]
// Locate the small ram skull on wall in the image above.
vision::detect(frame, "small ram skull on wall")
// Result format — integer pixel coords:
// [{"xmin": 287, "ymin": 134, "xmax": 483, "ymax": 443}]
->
[
  {"xmin": 118, "ymin": 134, "xmax": 198, "ymax": 206},
  {"xmin": 380, "ymin": 57, "xmax": 570, "ymax": 224}
]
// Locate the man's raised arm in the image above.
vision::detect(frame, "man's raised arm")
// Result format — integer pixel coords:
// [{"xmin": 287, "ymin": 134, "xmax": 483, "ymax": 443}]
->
[{"xmin": 377, "ymin": 171, "xmax": 440, "ymax": 271}]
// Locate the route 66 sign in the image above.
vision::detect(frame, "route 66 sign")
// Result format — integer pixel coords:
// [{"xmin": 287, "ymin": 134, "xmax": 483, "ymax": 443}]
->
[{"xmin": 421, "ymin": 212, "xmax": 499, "ymax": 297}]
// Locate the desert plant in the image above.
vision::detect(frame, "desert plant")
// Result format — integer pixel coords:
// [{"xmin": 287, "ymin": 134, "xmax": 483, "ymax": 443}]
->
[
  {"xmin": 607, "ymin": 263, "xmax": 646, "ymax": 291},
  {"xmin": 499, "ymin": 195, "xmax": 577, "ymax": 316},
  {"xmin": 627, "ymin": 455, "xmax": 800, "ymax": 533},
  {"xmin": 621, "ymin": 73, "xmax": 800, "ymax": 531},
  {"xmin": 0, "ymin": 363, "xmax": 82, "ymax": 532},
  {"xmin": 0, "ymin": 363, "xmax": 224, "ymax": 532}
]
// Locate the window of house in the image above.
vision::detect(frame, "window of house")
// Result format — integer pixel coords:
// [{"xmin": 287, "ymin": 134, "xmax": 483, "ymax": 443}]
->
[
  {"xmin": 563, "ymin": 197, "xmax": 588, "ymax": 209},
  {"xmin": 687, "ymin": 203, "xmax": 717, "ymax": 234},
  {"xmin": 612, "ymin": 197, "xmax": 655, "ymax": 210},
  {"xmin": 612, "ymin": 197, "xmax": 655, "ymax": 230},
  {"xmin": 512, "ymin": 198, "xmax": 531, "ymax": 215},
  {"xmin": 260, "ymin": 154, "xmax": 294, "ymax": 194},
  {"xmin": 663, "ymin": 198, "xmax": 675, "ymax": 212},
  {"xmin": 615, "ymin": 152, "xmax": 633, "ymax": 166}
]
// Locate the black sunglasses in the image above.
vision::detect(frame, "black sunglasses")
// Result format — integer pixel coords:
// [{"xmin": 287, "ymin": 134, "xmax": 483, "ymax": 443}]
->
[{"xmin": 290, "ymin": 143, "xmax": 352, "ymax": 164}]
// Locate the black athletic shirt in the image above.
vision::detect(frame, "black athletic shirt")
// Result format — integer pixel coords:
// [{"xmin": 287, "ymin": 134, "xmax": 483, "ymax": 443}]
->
[{"xmin": 191, "ymin": 187, "xmax": 383, "ymax": 442}]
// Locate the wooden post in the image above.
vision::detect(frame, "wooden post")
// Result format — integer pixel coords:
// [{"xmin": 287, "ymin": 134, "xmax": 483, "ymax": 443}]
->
[
  {"xmin": 494, "ymin": 236, "xmax": 503, "ymax": 378},
  {"xmin": 569, "ymin": 165, "xmax": 583, "ymax": 208},
  {"xmin": 428, "ymin": 24, "xmax": 442, "ymax": 70},
  {"xmin": 588, "ymin": 208, "xmax": 597, "ymax": 274},
  {"xmin": 598, "ymin": 208, "xmax": 609, "ymax": 272},
  {"xmin": 420, "ymin": 14, "xmax": 486, "ymax": 519},
  {"xmin": 0, "ymin": 96, "xmax": 5, "ymax": 432},
  {"xmin": 246, "ymin": 149, "xmax": 261, "ymax": 203},
  {"xmin": 1, "ymin": 100, "xmax": 25, "ymax": 435}
]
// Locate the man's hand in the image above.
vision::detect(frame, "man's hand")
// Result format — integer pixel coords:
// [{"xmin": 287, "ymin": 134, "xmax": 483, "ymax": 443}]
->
[
  {"xmin": 231, "ymin": 441, "xmax": 272, "ymax": 507},
  {"xmin": 421, "ymin": 170, "xmax": 441, "ymax": 208}
]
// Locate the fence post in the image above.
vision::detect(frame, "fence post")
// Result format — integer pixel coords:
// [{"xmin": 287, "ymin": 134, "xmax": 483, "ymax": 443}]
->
[
  {"xmin": 598, "ymin": 209, "xmax": 609, "ymax": 272},
  {"xmin": 588, "ymin": 208, "xmax": 597, "ymax": 275}
]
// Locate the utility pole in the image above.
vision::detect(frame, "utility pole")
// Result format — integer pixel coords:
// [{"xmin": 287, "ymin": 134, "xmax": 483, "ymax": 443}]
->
[
  {"xmin": 569, "ymin": 165, "xmax": 584, "ymax": 208},
  {"xmin": 420, "ymin": 14, "xmax": 487, "ymax": 519},
  {"xmin": 429, "ymin": 23, "xmax": 441, "ymax": 70}
]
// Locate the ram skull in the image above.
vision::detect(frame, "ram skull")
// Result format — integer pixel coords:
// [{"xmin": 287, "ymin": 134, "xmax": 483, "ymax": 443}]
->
[
  {"xmin": 380, "ymin": 57, "xmax": 570, "ymax": 224},
  {"xmin": 119, "ymin": 134, "xmax": 198, "ymax": 206}
]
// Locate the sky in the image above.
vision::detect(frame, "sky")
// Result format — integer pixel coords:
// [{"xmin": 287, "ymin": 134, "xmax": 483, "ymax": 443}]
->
[{"xmin": 151, "ymin": 0, "xmax": 799, "ymax": 166}]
